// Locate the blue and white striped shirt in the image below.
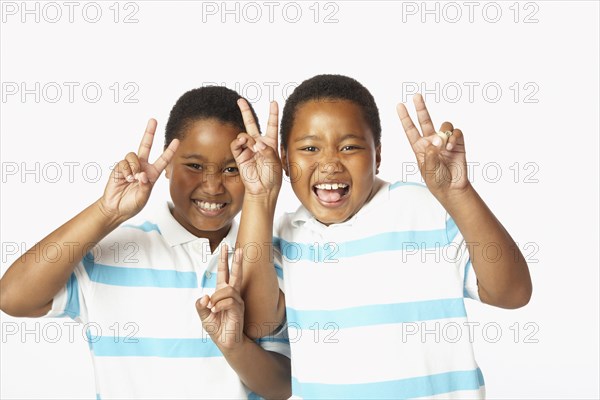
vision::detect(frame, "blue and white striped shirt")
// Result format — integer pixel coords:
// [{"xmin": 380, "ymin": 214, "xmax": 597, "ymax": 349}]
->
[
  {"xmin": 274, "ymin": 180, "xmax": 484, "ymax": 399},
  {"xmin": 47, "ymin": 202, "xmax": 290, "ymax": 399}
]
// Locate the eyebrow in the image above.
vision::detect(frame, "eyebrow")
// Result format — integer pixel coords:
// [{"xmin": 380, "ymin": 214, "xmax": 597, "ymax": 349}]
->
[
  {"xmin": 294, "ymin": 134, "xmax": 321, "ymax": 142},
  {"xmin": 339, "ymin": 134, "xmax": 366, "ymax": 141},
  {"xmin": 181, "ymin": 154, "xmax": 236, "ymax": 164},
  {"xmin": 181, "ymin": 154, "xmax": 206, "ymax": 160},
  {"xmin": 294, "ymin": 133, "xmax": 366, "ymax": 142}
]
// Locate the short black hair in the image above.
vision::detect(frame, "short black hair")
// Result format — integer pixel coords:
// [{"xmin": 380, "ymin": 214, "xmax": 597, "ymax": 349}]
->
[
  {"xmin": 165, "ymin": 86, "xmax": 260, "ymax": 147},
  {"xmin": 280, "ymin": 74, "xmax": 381, "ymax": 150}
]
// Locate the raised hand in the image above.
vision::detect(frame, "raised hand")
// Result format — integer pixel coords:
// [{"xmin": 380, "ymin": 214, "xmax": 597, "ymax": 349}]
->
[
  {"xmin": 396, "ymin": 94, "xmax": 470, "ymax": 198},
  {"xmin": 196, "ymin": 245, "xmax": 245, "ymax": 351},
  {"xmin": 230, "ymin": 99, "xmax": 282, "ymax": 197},
  {"xmin": 99, "ymin": 119, "xmax": 179, "ymax": 221}
]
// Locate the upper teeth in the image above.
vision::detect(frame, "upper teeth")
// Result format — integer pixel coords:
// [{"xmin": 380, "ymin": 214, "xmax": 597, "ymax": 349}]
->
[
  {"xmin": 196, "ymin": 201, "xmax": 225, "ymax": 210},
  {"xmin": 315, "ymin": 183, "xmax": 348, "ymax": 190}
]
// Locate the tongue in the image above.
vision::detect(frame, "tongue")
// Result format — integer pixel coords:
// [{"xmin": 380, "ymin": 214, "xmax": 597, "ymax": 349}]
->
[{"xmin": 316, "ymin": 188, "xmax": 345, "ymax": 203}]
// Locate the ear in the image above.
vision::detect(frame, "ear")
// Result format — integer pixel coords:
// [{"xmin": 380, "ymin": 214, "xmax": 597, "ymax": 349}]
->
[
  {"xmin": 280, "ymin": 145, "xmax": 290, "ymax": 177},
  {"xmin": 375, "ymin": 144, "xmax": 382, "ymax": 175},
  {"xmin": 165, "ymin": 162, "xmax": 172, "ymax": 180}
]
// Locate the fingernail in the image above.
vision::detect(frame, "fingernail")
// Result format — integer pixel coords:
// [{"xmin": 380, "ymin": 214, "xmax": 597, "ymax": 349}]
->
[
  {"xmin": 211, "ymin": 306, "xmax": 217, "ymax": 313},
  {"xmin": 207, "ymin": 301, "xmax": 213, "ymax": 309},
  {"xmin": 126, "ymin": 175, "xmax": 134, "ymax": 182},
  {"xmin": 446, "ymin": 143, "xmax": 453, "ymax": 151},
  {"xmin": 432, "ymin": 136, "xmax": 442, "ymax": 147}
]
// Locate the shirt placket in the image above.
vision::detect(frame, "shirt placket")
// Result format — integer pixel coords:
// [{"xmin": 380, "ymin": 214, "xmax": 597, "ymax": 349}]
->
[{"xmin": 189, "ymin": 240, "xmax": 214, "ymax": 294}]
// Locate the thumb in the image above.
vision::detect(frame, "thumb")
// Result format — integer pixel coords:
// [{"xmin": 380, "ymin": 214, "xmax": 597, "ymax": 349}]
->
[
  {"xmin": 137, "ymin": 174, "xmax": 155, "ymax": 196},
  {"xmin": 196, "ymin": 295, "xmax": 213, "ymax": 322},
  {"xmin": 132, "ymin": 178, "xmax": 154, "ymax": 211},
  {"xmin": 423, "ymin": 144, "xmax": 443, "ymax": 186}
]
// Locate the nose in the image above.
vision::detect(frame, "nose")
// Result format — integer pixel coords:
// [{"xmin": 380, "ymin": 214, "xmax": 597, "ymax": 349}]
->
[
  {"xmin": 201, "ymin": 165, "xmax": 225, "ymax": 196},
  {"xmin": 318, "ymin": 149, "xmax": 344, "ymax": 178}
]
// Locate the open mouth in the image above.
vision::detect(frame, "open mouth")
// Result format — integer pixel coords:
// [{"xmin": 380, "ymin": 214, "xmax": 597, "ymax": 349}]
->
[
  {"xmin": 312, "ymin": 182, "xmax": 350, "ymax": 204},
  {"xmin": 193, "ymin": 200, "xmax": 227, "ymax": 215}
]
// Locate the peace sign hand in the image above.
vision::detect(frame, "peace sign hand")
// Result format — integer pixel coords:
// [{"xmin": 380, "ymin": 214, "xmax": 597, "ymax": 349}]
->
[
  {"xmin": 230, "ymin": 99, "xmax": 282, "ymax": 197},
  {"xmin": 396, "ymin": 94, "xmax": 470, "ymax": 199},
  {"xmin": 99, "ymin": 119, "xmax": 179, "ymax": 222},
  {"xmin": 196, "ymin": 245, "xmax": 245, "ymax": 351}
]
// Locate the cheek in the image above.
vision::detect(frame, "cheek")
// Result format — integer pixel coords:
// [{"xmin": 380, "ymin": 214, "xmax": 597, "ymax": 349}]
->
[
  {"xmin": 171, "ymin": 170, "xmax": 192, "ymax": 187},
  {"xmin": 352, "ymin": 156, "xmax": 376, "ymax": 177},
  {"xmin": 169, "ymin": 170, "xmax": 199, "ymax": 197},
  {"xmin": 293, "ymin": 157, "xmax": 318, "ymax": 179},
  {"xmin": 224, "ymin": 177, "xmax": 245, "ymax": 203}
]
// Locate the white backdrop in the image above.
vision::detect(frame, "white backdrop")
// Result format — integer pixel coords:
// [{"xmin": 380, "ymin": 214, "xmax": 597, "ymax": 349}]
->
[{"xmin": 1, "ymin": 1, "xmax": 598, "ymax": 398}]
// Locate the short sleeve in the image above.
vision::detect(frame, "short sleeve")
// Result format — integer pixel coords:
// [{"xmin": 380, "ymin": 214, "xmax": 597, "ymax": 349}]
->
[
  {"xmin": 273, "ymin": 217, "xmax": 285, "ymax": 293},
  {"xmin": 446, "ymin": 214, "xmax": 481, "ymax": 302},
  {"xmin": 44, "ymin": 256, "xmax": 91, "ymax": 323},
  {"xmin": 257, "ymin": 319, "xmax": 291, "ymax": 359}
]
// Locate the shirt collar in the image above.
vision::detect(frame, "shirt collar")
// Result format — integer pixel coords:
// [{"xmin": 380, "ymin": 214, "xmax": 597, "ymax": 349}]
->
[
  {"xmin": 290, "ymin": 178, "xmax": 390, "ymax": 229},
  {"xmin": 158, "ymin": 202, "xmax": 238, "ymax": 249}
]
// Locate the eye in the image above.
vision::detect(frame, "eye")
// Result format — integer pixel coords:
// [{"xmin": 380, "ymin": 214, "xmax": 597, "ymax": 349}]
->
[
  {"xmin": 223, "ymin": 166, "xmax": 239, "ymax": 174},
  {"xmin": 187, "ymin": 163, "xmax": 202, "ymax": 170},
  {"xmin": 341, "ymin": 145, "xmax": 361, "ymax": 151},
  {"xmin": 301, "ymin": 146, "xmax": 318, "ymax": 152}
]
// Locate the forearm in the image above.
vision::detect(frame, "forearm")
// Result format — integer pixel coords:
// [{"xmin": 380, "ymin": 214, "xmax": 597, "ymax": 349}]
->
[
  {"xmin": 440, "ymin": 185, "xmax": 532, "ymax": 308},
  {"xmin": 221, "ymin": 336, "xmax": 291, "ymax": 400},
  {"xmin": 237, "ymin": 193, "xmax": 284, "ymax": 337},
  {"xmin": 0, "ymin": 199, "xmax": 124, "ymax": 317}
]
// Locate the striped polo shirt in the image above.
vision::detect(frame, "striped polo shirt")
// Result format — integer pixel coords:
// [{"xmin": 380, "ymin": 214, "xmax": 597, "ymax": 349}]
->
[
  {"xmin": 274, "ymin": 179, "xmax": 484, "ymax": 399},
  {"xmin": 46, "ymin": 202, "xmax": 290, "ymax": 399}
]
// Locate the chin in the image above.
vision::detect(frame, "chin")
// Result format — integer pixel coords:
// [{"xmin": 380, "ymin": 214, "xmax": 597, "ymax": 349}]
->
[{"xmin": 312, "ymin": 210, "xmax": 352, "ymax": 226}]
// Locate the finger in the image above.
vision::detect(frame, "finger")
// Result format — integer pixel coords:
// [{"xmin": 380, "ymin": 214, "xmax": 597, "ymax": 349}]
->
[
  {"xmin": 125, "ymin": 152, "xmax": 141, "ymax": 178},
  {"xmin": 211, "ymin": 297, "xmax": 243, "ymax": 314},
  {"xmin": 137, "ymin": 171, "xmax": 150, "ymax": 184},
  {"xmin": 231, "ymin": 133, "xmax": 258, "ymax": 165},
  {"xmin": 209, "ymin": 286, "xmax": 244, "ymax": 307},
  {"xmin": 237, "ymin": 98, "xmax": 261, "ymax": 138},
  {"xmin": 230, "ymin": 135, "xmax": 247, "ymax": 160},
  {"xmin": 236, "ymin": 133, "xmax": 257, "ymax": 150},
  {"xmin": 265, "ymin": 101, "xmax": 279, "ymax": 147},
  {"xmin": 446, "ymin": 128, "xmax": 464, "ymax": 152},
  {"xmin": 431, "ymin": 122, "xmax": 453, "ymax": 149},
  {"xmin": 228, "ymin": 248, "xmax": 243, "ymax": 291},
  {"xmin": 396, "ymin": 103, "xmax": 422, "ymax": 145},
  {"xmin": 152, "ymin": 138, "xmax": 180, "ymax": 175},
  {"xmin": 414, "ymin": 94, "xmax": 436, "ymax": 137},
  {"xmin": 217, "ymin": 243, "xmax": 230, "ymax": 288},
  {"xmin": 439, "ymin": 121, "xmax": 454, "ymax": 133},
  {"xmin": 138, "ymin": 119, "xmax": 157, "ymax": 163},
  {"xmin": 424, "ymin": 143, "xmax": 443, "ymax": 185},
  {"xmin": 196, "ymin": 295, "xmax": 212, "ymax": 321},
  {"xmin": 115, "ymin": 158, "xmax": 135, "ymax": 182}
]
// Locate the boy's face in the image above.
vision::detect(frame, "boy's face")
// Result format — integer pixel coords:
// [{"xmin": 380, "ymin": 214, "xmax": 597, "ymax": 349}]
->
[
  {"xmin": 165, "ymin": 118, "xmax": 244, "ymax": 241},
  {"xmin": 281, "ymin": 99, "xmax": 381, "ymax": 225}
]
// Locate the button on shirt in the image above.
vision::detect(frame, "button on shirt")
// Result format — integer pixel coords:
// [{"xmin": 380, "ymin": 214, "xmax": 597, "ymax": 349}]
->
[
  {"xmin": 275, "ymin": 180, "xmax": 483, "ymax": 399},
  {"xmin": 47, "ymin": 202, "xmax": 289, "ymax": 399}
]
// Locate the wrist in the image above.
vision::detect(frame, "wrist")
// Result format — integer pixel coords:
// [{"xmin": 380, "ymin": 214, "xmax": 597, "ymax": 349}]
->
[
  {"xmin": 436, "ymin": 183, "xmax": 478, "ymax": 213},
  {"xmin": 94, "ymin": 199, "xmax": 128, "ymax": 228},
  {"xmin": 219, "ymin": 334, "xmax": 253, "ymax": 358},
  {"xmin": 243, "ymin": 190, "xmax": 279, "ymax": 208}
]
